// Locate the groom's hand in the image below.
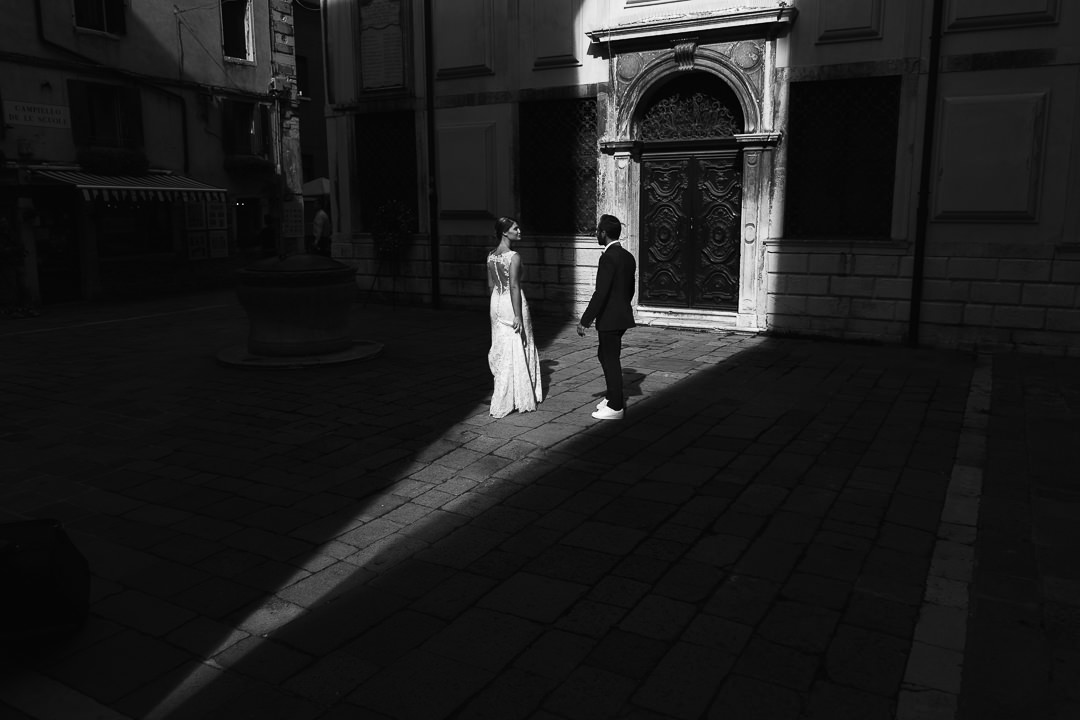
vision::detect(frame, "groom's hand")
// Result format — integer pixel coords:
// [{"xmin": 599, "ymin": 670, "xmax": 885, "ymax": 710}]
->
[{"xmin": 576, "ymin": 323, "xmax": 588, "ymax": 337}]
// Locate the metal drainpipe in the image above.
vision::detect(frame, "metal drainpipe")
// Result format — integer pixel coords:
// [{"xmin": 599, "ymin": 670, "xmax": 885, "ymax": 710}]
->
[
  {"xmin": 423, "ymin": 0, "xmax": 441, "ymax": 309},
  {"xmin": 908, "ymin": 0, "xmax": 945, "ymax": 346},
  {"xmin": 34, "ymin": 0, "xmax": 191, "ymax": 173}
]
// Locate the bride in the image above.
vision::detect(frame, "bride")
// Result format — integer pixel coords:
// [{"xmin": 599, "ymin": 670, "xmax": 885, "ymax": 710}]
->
[{"xmin": 487, "ymin": 216, "xmax": 543, "ymax": 418}]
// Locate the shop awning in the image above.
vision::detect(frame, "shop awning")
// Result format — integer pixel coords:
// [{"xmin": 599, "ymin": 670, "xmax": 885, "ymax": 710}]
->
[{"xmin": 31, "ymin": 170, "xmax": 228, "ymax": 202}]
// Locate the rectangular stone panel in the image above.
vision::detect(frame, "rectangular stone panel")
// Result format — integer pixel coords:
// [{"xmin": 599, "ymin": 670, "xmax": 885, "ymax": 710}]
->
[
  {"xmin": 435, "ymin": 0, "xmax": 494, "ymax": 78},
  {"xmin": 934, "ymin": 92, "xmax": 1047, "ymax": 222},
  {"xmin": 360, "ymin": 0, "xmax": 406, "ymax": 90},
  {"xmin": 532, "ymin": 0, "xmax": 581, "ymax": 69},
  {"xmin": 816, "ymin": 0, "xmax": 883, "ymax": 43},
  {"xmin": 945, "ymin": 0, "xmax": 1059, "ymax": 31},
  {"xmin": 438, "ymin": 122, "xmax": 496, "ymax": 217}
]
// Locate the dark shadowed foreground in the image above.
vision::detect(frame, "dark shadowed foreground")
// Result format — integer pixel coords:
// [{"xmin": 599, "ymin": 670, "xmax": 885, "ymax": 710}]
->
[{"xmin": 0, "ymin": 291, "xmax": 1075, "ymax": 720}]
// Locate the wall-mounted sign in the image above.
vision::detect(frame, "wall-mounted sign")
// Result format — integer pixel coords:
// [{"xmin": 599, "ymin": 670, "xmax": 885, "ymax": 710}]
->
[
  {"xmin": 206, "ymin": 201, "xmax": 228, "ymax": 230},
  {"xmin": 282, "ymin": 200, "xmax": 304, "ymax": 238},
  {"xmin": 3, "ymin": 101, "xmax": 71, "ymax": 129},
  {"xmin": 188, "ymin": 232, "xmax": 208, "ymax": 260},
  {"xmin": 208, "ymin": 230, "xmax": 229, "ymax": 258},
  {"xmin": 360, "ymin": 0, "xmax": 405, "ymax": 90}
]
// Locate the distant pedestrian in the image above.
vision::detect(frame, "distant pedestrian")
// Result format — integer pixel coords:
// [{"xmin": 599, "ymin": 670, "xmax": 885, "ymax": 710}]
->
[
  {"xmin": 312, "ymin": 198, "xmax": 331, "ymax": 257},
  {"xmin": 577, "ymin": 214, "xmax": 636, "ymax": 420}
]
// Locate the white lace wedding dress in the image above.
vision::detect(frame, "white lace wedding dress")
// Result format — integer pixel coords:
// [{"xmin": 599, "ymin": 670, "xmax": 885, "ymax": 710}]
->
[{"xmin": 487, "ymin": 250, "xmax": 543, "ymax": 418}]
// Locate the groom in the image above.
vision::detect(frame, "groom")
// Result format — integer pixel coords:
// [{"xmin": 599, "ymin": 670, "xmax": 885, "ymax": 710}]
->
[{"xmin": 577, "ymin": 214, "xmax": 636, "ymax": 420}]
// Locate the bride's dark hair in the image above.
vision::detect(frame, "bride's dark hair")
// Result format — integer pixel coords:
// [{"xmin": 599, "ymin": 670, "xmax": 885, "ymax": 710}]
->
[{"xmin": 494, "ymin": 216, "xmax": 517, "ymax": 243}]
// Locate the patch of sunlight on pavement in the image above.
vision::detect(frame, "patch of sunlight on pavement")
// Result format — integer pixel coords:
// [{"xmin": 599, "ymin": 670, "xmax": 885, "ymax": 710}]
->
[{"xmin": 142, "ymin": 397, "xmax": 518, "ymax": 718}]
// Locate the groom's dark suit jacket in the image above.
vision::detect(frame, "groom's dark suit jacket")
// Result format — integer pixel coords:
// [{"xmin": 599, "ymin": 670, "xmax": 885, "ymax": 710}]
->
[{"xmin": 581, "ymin": 242, "xmax": 636, "ymax": 331}]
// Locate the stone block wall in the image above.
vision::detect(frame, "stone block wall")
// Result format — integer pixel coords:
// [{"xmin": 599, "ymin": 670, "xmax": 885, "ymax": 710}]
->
[
  {"xmin": 766, "ymin": 244, "xmax": 913, "ymax": 344},
  {"xmin": 917, "ymin": 242, "xmax": 1080, "ymax": 356},
  {"xmin": 766, "ymin": 241, "xmax": 1080, "ymax": 356},
  {"xmin": 335, "ymin": 233, "xmax": 600, "ymax": 319}
]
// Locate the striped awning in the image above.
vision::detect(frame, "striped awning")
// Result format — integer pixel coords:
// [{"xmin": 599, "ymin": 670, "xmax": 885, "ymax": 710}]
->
[{"xmin": 31, "ymin": 170, "xmax": 227, "ymax": 202}]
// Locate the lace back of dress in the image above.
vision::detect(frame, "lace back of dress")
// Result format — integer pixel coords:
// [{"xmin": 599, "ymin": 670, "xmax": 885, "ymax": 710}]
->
[{"xmin": 489, "ymin": 251, "xmax": 512, "ymax": 293}]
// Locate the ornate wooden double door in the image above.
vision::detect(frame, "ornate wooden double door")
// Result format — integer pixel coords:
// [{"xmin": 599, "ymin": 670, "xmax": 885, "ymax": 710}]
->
[{"xmin": 639, "ymin": 150, "xmax": 742, "ymax": 310}]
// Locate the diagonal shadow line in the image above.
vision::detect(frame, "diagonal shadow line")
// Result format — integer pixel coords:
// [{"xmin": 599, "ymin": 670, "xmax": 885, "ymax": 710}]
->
[{"xmin": 5, "ymin": 299, "xmax": 974, "ymax": 720}]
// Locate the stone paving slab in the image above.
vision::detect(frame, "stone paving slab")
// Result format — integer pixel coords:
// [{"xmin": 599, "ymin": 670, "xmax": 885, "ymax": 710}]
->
[
  {"xmin": 0, "ymin": 290, "xmax": 1068, "ymax": 719},
  {"xmin": 956, "ymin": 353, "xmax": 1080, "ymax": 720}
]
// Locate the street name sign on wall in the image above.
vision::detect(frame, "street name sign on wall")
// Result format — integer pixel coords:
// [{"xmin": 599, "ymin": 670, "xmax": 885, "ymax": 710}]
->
[{"xmin": 4, "ymin": 101, "xmax": 71, "ymax": 129}]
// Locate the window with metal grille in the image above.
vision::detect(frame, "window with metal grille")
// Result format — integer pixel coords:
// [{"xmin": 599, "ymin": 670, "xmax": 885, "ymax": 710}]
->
[
  {"xmin": 520, "ymin": 98, "xmax": 598, "ymax": 235},
  {"xmin": 74, "ymin": 0, "xmax": 126, "ymax": 34},
  {"xmin": 355, "ymin": 111, "xmax": 419, "ymax": 233},
  {"xmin": 784, "ymin": 76, "xmax": 901, "ymax": 239}
]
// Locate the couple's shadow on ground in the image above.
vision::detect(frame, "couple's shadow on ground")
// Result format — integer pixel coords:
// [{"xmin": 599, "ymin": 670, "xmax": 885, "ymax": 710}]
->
[{"xmin": 539, "ymin": 360, "xmax": 645, "ymax": 402}]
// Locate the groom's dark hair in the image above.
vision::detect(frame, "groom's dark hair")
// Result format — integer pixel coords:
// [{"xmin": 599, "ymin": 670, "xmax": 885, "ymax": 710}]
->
[{"xmin": 597, "ymin": 214, "xmax": 622, "ymax": 241}]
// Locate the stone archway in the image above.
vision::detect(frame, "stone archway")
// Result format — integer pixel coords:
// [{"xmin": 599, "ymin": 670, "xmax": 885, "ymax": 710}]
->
[
  {"xmin": 617, "ymin": 45, "xmax": 763, "ymax": 138},
  {"xmin": 595, "ymin": 19, "xmax": 788, "ymax": 332}
]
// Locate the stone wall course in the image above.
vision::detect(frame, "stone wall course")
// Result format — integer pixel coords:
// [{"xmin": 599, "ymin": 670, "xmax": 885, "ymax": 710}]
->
[
  {"xmin": 962, "ymin": 304, "xmax": 994, "ymax": 327},
  {"xmin": 947, "ymin": 258, "xmax": 998, "ymax": 280},
  {"xmin": 854, "ymin": 255, "xmax": 901, "ymax": 276},
  {"xmin": 775, "ymin": 274, "xmax": 829, "ymax": 295},
  {"xmin": 992, "ymin": 306, "xmax": 1046, "ymax": 330},
  {"xmin": 969, "ymin": 282, "xmax": 1022, "ymax": 305},
  {"xmin": 999, "ymin": 259, "xmax": 1052, "ymax": 282},
  {"xmin": 1046, "ymin": 308, "xmax": 1080, "ymax": 332},
  {"xmin": 850, "ymin": 299, "xmax": 896, "ymax": 321},
  {"xmin": 768, "ymin": 251, "xmax": 810, "ymax": 274},
  {"xmin": 1051, "ymin": 261, "xmax": 1080, "ymax": 284},
  {"xmin": 922, "ymin": 280, "xmax": 971, "ymax": 303},
  {"xmin": 830, "ymin": 277, "xmax": 876, "ymax": 297},
  {"xmin": 1021, "ymin": 284, "xmax": 1076, "ymax": 307},
  {"xmin": 806, "ymin": 296, "xmax": 850, "ymax": 316},
  {"xmin": 922, "ymin": 303, "xmax": 964, "ymax": 325},
  {"xmin": 770, "ymin": 295, "xmax": 807, "ymax": 315},
  {"xmin": 874, "ymin": 278, "xmax": 911, "ymax": 300},
  {"xmin": 808, "ymin": 253, "xmax": 845, "ymax": 274}
]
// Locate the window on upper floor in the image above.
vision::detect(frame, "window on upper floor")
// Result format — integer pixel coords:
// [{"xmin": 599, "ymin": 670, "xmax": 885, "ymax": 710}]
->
[
  {"xmin": 221, "ymin": 0, "xmax": 254, "ymax": 61},
  {"xmin": 222, "ymin": 100, "xmax": 271, "ymax": 157},
  {"xmin": 68, "ymin": 80, "xmax": 143, "ymax": 149},
  {"xmin": 784, "ymin": 76, "xmax": 902, "ymax": 239},
  {"xmin": 74, "ymin": 0, "xmax": 127, "ymax": 35}
]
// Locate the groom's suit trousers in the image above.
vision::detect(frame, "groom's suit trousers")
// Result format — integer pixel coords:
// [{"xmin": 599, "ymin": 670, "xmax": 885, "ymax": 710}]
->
[{"xmin": 597, "ymin": 328, "xmax": 626, "ymax": 410}]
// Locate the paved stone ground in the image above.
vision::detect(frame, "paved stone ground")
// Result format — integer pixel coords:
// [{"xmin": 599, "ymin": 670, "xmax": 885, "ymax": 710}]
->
[
  {"xmin": 0, "ymin": 290, "xmax": 1074, "ymax": 719},
  {"xmin": 958, "ymin": 353, "xmax": 1080, "ymax": 720}
]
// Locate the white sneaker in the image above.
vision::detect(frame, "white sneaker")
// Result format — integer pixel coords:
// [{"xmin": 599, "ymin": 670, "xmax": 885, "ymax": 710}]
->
[
  {"xmin": 591, "ymin": 405, "xmax": 624, "ymax": 420},
  {"xmin": 596, "ymin": 398, "xmax": 608, "ymax": 410}
]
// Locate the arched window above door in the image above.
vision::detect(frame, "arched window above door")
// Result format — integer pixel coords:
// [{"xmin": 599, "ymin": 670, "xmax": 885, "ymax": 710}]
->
[{"xmin": 636, "ymin": 73, "xmax": 745, "ymax": 142}]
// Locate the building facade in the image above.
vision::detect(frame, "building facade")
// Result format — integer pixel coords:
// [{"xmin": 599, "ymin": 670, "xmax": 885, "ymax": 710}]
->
[
  {"xmin": 324, "ymin": 0, "xmax": 1080, "ymax": 355},
  {"xmin": 0, "ymin": 0, "xmax": 303, "ymax": 305}
]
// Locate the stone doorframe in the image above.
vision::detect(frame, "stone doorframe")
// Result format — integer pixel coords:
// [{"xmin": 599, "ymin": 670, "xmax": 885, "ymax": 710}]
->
[{"xmin": 590, "ymin": 7, "xmax": 794, "ymax": 331}]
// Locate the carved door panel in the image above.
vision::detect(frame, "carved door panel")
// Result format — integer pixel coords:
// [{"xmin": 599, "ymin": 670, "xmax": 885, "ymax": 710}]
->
[
  {"xmin": 640, "ymin": 151, "xmax": 741, "ymax": 310},
  {"xmin": 639, "ymin": 157, "xmax": 691, "ymax": 306}
]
